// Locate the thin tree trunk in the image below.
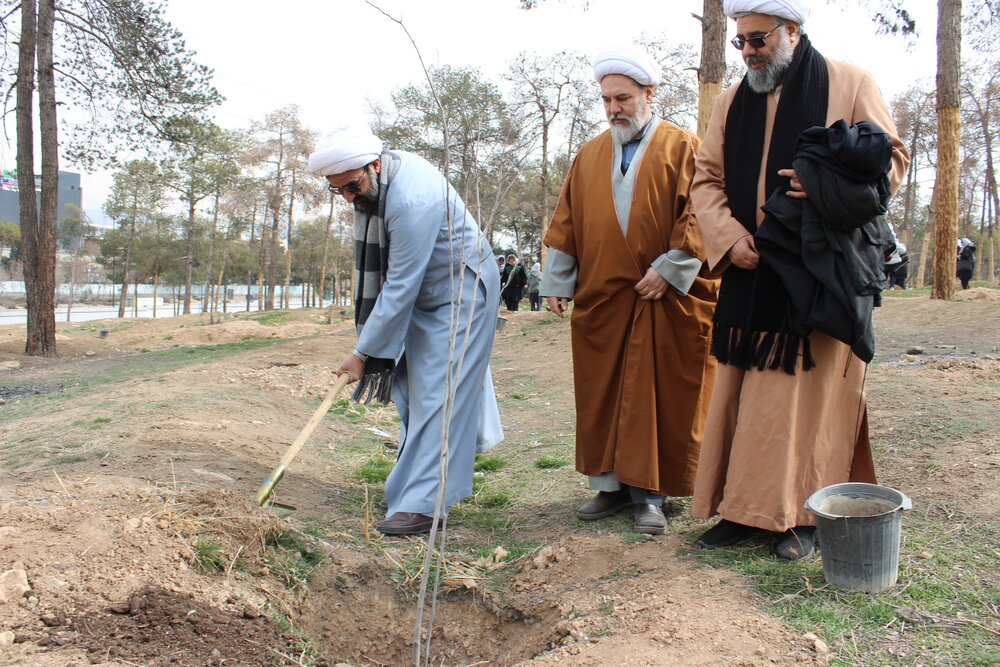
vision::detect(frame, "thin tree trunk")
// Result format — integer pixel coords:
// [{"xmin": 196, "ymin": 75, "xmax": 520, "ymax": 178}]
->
[
  {"xmin": 19, "ymin": 0, "xmax": 56, "ymax": 356},
  {"xmin": 318, "ymin": 192, "xmax": 334, "ymax": 309},
  {"xmin": 183, "ymin": 198, "xmax": 196, "ymax": 313},
  {"xmin": 916, "ymin": 221, "xmax": 932, "ymax": 287},
  {"xmin": 696, "ymin": 0, "xmax": 726, "ymax": 139},
  {"xmin": 206, "ymin": 183, "xmax": 220, "ymax": 324},
  {"xmin": 283, "ymin": 169, "xmax": 296, "ymax": 309},
  {"xmin": 246, "ymin": 202, "xmax": 257, "ymax": 311},
  {"xmin": 931, "ymin": 0, "xmax": 962, "ymax": 300}
]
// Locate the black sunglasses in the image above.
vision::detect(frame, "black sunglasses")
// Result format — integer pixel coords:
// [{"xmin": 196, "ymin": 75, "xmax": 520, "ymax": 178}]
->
[{"xmin": 731, "ymin": 24, "xmax": 782, "ymax": 50}]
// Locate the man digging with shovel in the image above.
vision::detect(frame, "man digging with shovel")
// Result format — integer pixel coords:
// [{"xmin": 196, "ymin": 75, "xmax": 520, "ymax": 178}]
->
[{"xmin": 309, "ymin": 123, "xmax": 503, "ymax": 536}]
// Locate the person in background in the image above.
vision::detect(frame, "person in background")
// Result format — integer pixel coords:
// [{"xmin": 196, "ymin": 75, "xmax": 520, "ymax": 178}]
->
[
  {"xmin": 957, "ymin": 238, "xmax": 976, "ymax": 289},
  {"xmin": 890, "ymin": 242, "xmax": 908, "ymax": 289},
  {"xmin": 500, "ymin": 254, "xmax": 528, "ymax": 312},
  {"xmin": 527, "ymin": 261, "xmax": 543, "ymax": 311},
  {"xmin": 884, "ymin": 230, "xmax": 904, "ymax": 290}
]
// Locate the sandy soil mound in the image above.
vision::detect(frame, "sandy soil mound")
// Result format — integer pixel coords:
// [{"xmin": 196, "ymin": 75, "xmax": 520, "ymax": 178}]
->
[{"xmin": 958, "ymin": 286, "xmax": 1000, "ymax": 301}]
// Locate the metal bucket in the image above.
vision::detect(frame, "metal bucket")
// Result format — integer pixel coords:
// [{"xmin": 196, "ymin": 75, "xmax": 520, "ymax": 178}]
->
[
  {"xmin": 496, "ymin": 317, "xmax": 508, "ymax": 332},
  {"xmin": 804, "ymin": 482, "xmax": 912, "ymax": 593}
]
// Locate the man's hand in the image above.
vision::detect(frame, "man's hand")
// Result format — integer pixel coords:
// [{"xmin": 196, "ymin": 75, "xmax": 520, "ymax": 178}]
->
[
  {"xmin": 334, "ymin": 354, "xmax": 364, "ymax": 383},
  {"xmin": 546, "ymin": 296, "xmax": 570, "ymax": 318},
  {"xmin": 728, "ymin": 234, "xmax": 760, "ymax": 270},
  {"xmin": 635, "ymin": 267, "xmax": 669, "ymax": 301},
  {"xmin": 777, "ymin": 168, "xmax": 809, "ymax": 199}
]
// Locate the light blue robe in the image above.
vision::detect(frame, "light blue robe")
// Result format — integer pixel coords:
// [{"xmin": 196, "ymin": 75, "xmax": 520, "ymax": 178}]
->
[{"xmin": 355, "ymin": 151, "xmax": 502, "ymax": 515}]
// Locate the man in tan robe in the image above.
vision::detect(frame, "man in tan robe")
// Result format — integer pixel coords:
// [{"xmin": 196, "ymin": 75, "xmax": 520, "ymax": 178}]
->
[
  {"xmin": 541, "ymin": 46, "xmax": 718, "ymax": 535},
  {"xmin": 690, "ymin": 0, "xmax": 910, "ymax": 559}
]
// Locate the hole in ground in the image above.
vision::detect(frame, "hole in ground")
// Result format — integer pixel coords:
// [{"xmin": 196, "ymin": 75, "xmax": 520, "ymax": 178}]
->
[{"xmin": 297, "ymin": 555, "xmax": 562, "ymax": 665}]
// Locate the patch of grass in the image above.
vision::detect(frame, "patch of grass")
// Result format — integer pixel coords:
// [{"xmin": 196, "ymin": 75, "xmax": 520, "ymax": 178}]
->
[
  {"xmin": 193, "ymin": 537, "xmax": 227, "ymax": 574},
  {"xmin": 534, "ymin": 456, "xmax": 569, "ymax": 469},
  {"xmin": 266, "ymin": 608, "xmax": 325, "ymax": 666},
  {"xmin": 0, "ymin": 339, "xmax": 286, "ymax": 424},
  {"xmin": 266, "ymin": 530, "xmax": 325, "ymax": 589},
  {"xmin": 476, "ymin": 489, "xmax": 512, "ymax": 508},
  {"xmin": 353, "ymin": 457, "xmax": 394, "ymax": 484},
  {"xmin": 245, "ymin": 311, "xmax": 295, "ymax": 326},
  {"xmin": 521, "ymin": 313, "xmax": 563, "ymax": 335},
  {"xmin": 43, "ymin": 451, "xmax": 107, "ymax": 467},
  {"xmin": 92, "ymin": 416, "xmax": 112, "ymax": 424},
  {"xmin": 331, "ymin": 399, "xmax": 374, "ymax": 424},
  {"xmin": 474, "ymin": 454, "xmax": 506, "ymax": 472},
  {"xmin": 689, "ymin": 502, "xmax": 1000, "ymax": 666}
]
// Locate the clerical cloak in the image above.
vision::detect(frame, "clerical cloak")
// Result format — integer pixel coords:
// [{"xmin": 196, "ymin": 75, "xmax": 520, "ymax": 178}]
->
[{"xmin": 544, "ymin": 121, "xmax": 719, "ymax": 496}]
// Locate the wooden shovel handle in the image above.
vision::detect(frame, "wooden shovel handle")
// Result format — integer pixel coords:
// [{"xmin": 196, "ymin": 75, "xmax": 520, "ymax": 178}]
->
[
  {"xmin": 276, "ymin": 372, "xmax": 352, "ymax": 470},
  {"xmin": 255, "ymin": 372, "xmax": 352, "ymax": 506}
]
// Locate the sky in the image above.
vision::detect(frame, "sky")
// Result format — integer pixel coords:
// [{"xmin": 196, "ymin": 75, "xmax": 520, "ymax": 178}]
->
[{"xmin": 1, "ymin": 0, "xmax": 941, "ymax": 225}]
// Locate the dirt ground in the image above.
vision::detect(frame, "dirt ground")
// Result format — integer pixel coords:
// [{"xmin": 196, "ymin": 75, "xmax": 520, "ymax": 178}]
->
[{"xmin": 0, "ymin": 289, "xmax": 997, "ymax": 666}]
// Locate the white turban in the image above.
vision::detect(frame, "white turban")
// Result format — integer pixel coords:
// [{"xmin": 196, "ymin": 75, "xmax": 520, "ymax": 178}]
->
[
  {"xmin": 308, "ymin": 123, "xmax": 383, "ymax": 176},
  {"xmin": 592, "ymin": 46, "xmax": 662, "ymax": 86},
  {"xmin": 723, "ymin": 0, "xmax": 810, "ymax": 24}
]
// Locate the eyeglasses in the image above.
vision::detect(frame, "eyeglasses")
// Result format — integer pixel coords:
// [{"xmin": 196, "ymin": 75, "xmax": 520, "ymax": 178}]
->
[
  {"xmin": 730, "ymin": 24, "xmax": 782, "ymax": 50},
  {"xmin": 328, "ymin": 175, "xmax": 365, "ymax": 195}
]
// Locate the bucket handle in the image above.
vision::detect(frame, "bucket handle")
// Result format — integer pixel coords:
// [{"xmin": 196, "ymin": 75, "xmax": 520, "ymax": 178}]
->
[{"xmin": 899, "ymin": 492, "xmax": 913, "ymax": 511}]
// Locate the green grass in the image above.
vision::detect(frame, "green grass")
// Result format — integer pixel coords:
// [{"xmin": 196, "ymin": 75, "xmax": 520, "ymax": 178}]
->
[
  {"xmin": 266, "ymin": 530, "xmax": 325, "ymax": 589},
  {"xmin": 331, "ymin": 399, "xmax": 376, "ymax": 424},
  {"xmin": 534, "ymin": 456, "xmax": 569, "ymax": 469},
  {"xmin": 243, "ymin": 311, "xmax": 295, "ymax": 326},
  {"xmin": 686, "ymin": 502, "xmax": 1000, "ymax": 666},
  {"xmin": 476, "ymin": 489, "xmax": 512, "ymax": 508},
  {"xmin": 0, "ymin": 339, "xmax": 286, "ymax": 424},
  {"xmin": 193, "ymin": 537, "xmax": 228, "ymax": 574},
  {"xmin": 352, "ymin": 456, "xmax": 394, "ymax": 484},
  {"xmin": 474, "ymin": 454, "xmax": 506, "ymax": 472},
  {"xmin": 43, "ymin": 450, "xmax": 108, "ymax": 467}
]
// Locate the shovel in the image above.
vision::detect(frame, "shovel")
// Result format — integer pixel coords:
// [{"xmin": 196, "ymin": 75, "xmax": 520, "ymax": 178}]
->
[{"xmin": 255, "ymin": 372, "xmax": 352, "ymax": 517}]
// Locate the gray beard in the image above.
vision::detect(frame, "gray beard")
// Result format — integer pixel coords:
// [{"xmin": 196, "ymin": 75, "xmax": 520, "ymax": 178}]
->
[
  {"xmin": 608, "ymin": 112, "xmax": 649, "ymax": 145},
  {"xmin": 745, "ymin": 29, "xmax": 794, "ymax": 93}
]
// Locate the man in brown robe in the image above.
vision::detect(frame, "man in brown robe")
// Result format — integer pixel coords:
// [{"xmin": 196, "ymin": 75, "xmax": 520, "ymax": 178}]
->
[
  {"xmin": 690, "ymin": 0, "xmax": 910, "ymax": 559},
  {"xmin": 540, "ymin": 45, "xmax": 718, "ymax": 535}
]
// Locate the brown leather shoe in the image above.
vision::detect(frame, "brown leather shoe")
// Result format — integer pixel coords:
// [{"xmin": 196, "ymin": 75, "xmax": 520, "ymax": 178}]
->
[
  {"xmin": 577, "ymin": 490, "xmax": 632, "ymax": 521},
  {"xmin": 377, "ymin": 512, "xmax": 437, "ymax": 535},
  {"xmin": 633, "ymin": 504, "xmax": 666, "ymax": 535}
]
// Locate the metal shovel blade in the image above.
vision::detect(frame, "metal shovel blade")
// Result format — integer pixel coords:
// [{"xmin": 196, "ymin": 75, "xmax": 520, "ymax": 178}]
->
[{"xmin": 255, "ymin": 373, "xmax": 351, "ymax": 517}]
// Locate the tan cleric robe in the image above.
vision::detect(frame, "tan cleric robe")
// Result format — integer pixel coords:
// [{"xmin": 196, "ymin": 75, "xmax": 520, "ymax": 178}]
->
[
  {"xmin": 690, "ymin": 57, "xmax": 911, "ymax": 531},
  {"xmin": 544, "ymin": 119, "xmax": 719, "ymax": 496}
]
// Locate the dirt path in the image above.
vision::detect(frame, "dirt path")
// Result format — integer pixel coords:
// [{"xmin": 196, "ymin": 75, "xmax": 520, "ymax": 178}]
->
[{"xmin": 0, "ymin": 294, "xmax": 997, "ymax": 666}]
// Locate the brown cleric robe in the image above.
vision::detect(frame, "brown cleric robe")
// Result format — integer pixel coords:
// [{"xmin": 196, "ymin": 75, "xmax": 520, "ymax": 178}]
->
[
  {"xmin": 544, "ymin": 120, "xmax": 719, "ymax": 496},
  {"xmin": 690, "ymin": 57, "xmax": 910, "ymax": 531}
]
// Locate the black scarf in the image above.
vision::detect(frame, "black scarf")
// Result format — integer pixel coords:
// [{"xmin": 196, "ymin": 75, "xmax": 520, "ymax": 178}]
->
[
  {"xmin": 712, "ymin": 34, "xmax": 829, "ymax": 375},
  {"xmin": 352, "ymin": 151, "xmax": 400, "ymax": 404}
]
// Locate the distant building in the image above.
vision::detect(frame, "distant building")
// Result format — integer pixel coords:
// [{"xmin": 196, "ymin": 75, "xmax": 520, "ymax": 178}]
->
[{"xmin": 0, "ymin": 169, "xmax": 83, "ymax": 224}]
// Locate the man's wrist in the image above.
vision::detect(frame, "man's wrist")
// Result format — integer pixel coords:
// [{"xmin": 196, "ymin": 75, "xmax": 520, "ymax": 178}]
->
[{"xmin": 351, "ymin": 348, "xmax": 368, "ymax": 362}]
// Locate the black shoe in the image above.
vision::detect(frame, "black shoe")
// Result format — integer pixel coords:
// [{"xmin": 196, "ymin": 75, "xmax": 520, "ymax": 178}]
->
[
  {"xmin": 774, "ymin": 526, "xmax": 816, "ymax": 560},
  {"xmin": 377, "ymin": 512, "xmax": 437, "ymax": 535},
  {"xmin": 696, "ymin": 519, "xmax": 760, "ymax": 548},
  {"xmin": 633, "ymin": 504, "xmax": 666, "ymax": 535},
  {"xmin": 378, "ymin": 498, "xmax": 388, "ymax": 510},
  {"xmin": 576, "ymin": 490, "xmax": 632, "ymax": 521}
]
